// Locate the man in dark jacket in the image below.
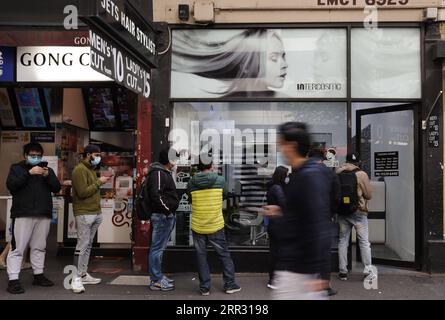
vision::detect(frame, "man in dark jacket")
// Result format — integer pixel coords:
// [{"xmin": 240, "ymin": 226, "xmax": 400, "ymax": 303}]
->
[
  {"xmin": 308, "ymin": 147, "xmax": 341, "ymax": 297},
  {"xmin": 263, "ymin": 123, "xmax": 331, "ymax": 299},
  {"xmin": 146, "ymin": 148, "xmax": 180, "ymax": 291},
  {"xmin": 6, "ymin": 142, "xmax": 61, "ymax": 294}
]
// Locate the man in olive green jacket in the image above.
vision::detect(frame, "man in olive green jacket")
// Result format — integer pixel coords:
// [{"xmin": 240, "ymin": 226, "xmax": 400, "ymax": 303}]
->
[{"xmin": 70, "ymin": 145, "xmax": 109, "ymax": 293}]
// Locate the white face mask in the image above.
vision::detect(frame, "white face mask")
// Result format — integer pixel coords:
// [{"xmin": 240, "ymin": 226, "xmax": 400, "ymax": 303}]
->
[{"xmin": 91, "ymin": 156, "xmax": 101, "ymax": 166}]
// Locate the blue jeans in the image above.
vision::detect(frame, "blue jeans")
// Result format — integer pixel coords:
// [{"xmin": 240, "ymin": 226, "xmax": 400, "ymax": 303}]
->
[
  {"xmin": 148, "ymin": 213, "xmax": 176, "ymax": 282},
  {"xmin": 192, "ymin": 229, "xmax": 237, "ymax": 291},
  {"xmin": 338, "ymin": 211, "xmax": 373, "ymax": 274}
]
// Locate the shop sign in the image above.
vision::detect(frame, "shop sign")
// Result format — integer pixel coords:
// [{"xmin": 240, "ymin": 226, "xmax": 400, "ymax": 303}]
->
[
  {"xmin": 89, "ymin": 27, "xmax": 151, "ymax": 98},
  {"xmin": 31, "ymin": 132, "xmax": 55, "ymax": 143},
  {"xmin": 317, "ymin": 0, "xmax": 414, "ymax": 6},
  {"xmin": 374, "ymin": 151, "xmax": 399, "ymax": 177},
  {"xmin": 16, "ymin": 46, "xmax": 112, "ymax": 82},
  {"xmin": 79, "ymin": 0, "xmax": 157, "ymax": 68},
  {"xmin": 428, "ymin": 115, "xmax": 440, "ymax": 148},
  {"xmin": 1, "ymin": 131, "xmax": 30, "ymax": 143},
  {"xmin": 0, "ymin": 46, "xmax": 15, "ymax": 82},
  {"xmin": 171, "ymin": 29, "xmax": 347, "ymax": 99}
]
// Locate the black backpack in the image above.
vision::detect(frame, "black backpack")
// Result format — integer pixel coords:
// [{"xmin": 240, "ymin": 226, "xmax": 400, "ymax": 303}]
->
[
  {"xmin": 135, "ymin": 175, "xmax": 152, "ymax": 221},
  {"xmin": 337, "ymin": 170, "xmax": 359, "ymax": 215}
]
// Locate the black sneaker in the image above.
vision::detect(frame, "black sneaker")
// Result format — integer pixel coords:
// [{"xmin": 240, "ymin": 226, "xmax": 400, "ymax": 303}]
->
[
  {"xmin": 32, "ymin": 274, "xmax": 54, "ymax": 287},
  {"xmin": 225, "ymin": 284, "xmax": 242, "ymax": 294},
  {"xmin": 200, "ymin": 288, "xmax": 210, "ymax": 296},
  {"xmin": 327, "ymin": 287, "xmax": 338, "ymax": 296},
  {"xmin": 7, "ymin": 280, "xmax": 25, "ymax": 294},
  {"xmin": 338, "ymin": 273, "xmax": 348, "ymax": 281}
]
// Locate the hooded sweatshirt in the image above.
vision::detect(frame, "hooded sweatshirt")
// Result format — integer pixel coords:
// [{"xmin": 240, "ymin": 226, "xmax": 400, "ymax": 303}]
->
[
  {"xmin": 187, "ymin": 172, "xmax": 227, "ymax": 234},
  {"xmin": 72, "ymin": 160, "xmax": 102, "ymax": 216},
  {"xmin": 145, "ymin": 162, "xmax": 179, "ymax": 215},
  {"xmin": 336, "ymin": 163, "xmax": 373, "ymax": 214}
]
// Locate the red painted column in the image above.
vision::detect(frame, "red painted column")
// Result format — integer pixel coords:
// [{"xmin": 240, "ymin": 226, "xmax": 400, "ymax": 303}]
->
[{"xmin": 132, "ymin": 96, "xmax": 152, "ymax": 272}]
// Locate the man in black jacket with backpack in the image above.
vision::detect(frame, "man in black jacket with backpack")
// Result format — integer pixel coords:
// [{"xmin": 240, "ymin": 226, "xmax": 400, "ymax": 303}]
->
[
  {"xmin": 5, "ymin": 142, "xmax": 61, "ymax": 294},
  {"xmin": 145, "ymin": 148, "xmax": 180, "ymax": 291}
]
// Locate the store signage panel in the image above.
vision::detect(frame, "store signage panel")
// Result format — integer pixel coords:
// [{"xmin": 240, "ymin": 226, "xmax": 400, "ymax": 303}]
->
[
  {"xmin": 374, "ymin": 151, "xmax": 399, "ymax": 177},
  {"xmin": 315, "ymin": 0, "xmax": 438, "ymax": 7},
  {"xmin": 31, "ymin": 132, "xmax": 55, "ymax": 143},
  {"xmin": 428, "ymin": 115, "xmax": 440, "ymax": 148},
  {"xmin": 351, "ymin": 29, "xmax": 421, "ymax": 99},
  {"xmin": 16, "ymin": 46, "xmax": 112, "ymax": 82},
  {"xmin": 89, "ymin": 28, "xmax": 151, "ymax": 98},
  {"xmin": 79, "ymin": 0, "xmax": 157, "ymax": 68},
  {"xmin": 0, "ymin": 47, "xmax": 15, "ymax": 82},
  {"xmin": 171, "ymin": 29, "xmax": 347, "ymax": 99}
]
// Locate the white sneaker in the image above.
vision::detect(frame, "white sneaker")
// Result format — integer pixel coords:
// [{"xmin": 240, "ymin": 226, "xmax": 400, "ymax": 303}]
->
[
  {"xmin": 71, "ymin": 277, "xmax": 85, "ymax": 294},
  {"xmin": 267, "ymin": 283, "xmax": 278, "ymax": 290},
  {"xmin": 81, "ymin": 273, "xmax": 101, "ymax": 285}
]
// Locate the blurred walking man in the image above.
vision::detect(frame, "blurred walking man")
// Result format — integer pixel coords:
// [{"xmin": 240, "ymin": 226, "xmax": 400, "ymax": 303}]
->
[{"xmin": 263, "ymin": 123, "xmax": 331, "ymax": 300}]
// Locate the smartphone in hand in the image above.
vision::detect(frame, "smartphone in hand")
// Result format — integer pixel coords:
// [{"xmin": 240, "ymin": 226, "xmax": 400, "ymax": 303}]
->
[{"xmin": 38, "ymin": 161, "xmax": 49, "ymax": 168}]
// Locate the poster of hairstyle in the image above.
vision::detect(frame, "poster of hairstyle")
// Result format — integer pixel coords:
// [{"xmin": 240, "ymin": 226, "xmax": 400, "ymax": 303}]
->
[{"xmin": 171, "ymin": 28, "xmax": 347, "ymax": 99}]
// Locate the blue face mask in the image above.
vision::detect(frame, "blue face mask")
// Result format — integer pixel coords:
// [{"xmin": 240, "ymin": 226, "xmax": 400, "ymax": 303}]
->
[
  {"xmin": 27, "ymin": 155, "xmax": 42, "ymax": 166},
  {"xmin": 91, "ymin": 156, "xmax": 101, "ymax": 166}
]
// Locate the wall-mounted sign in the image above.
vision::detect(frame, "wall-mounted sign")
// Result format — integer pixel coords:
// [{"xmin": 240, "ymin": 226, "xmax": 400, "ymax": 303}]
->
[
  {"xmin": 1, "ymin": 131, "xmax": 30, "ymax": 144},
  {"xmin": 89, "ymin": 28, "xmax": 151, "ymax": 98},
  {"xmin": 0, "ymin": 46, "xmax": 15, "ymax": 82},
  {"xmin": 428, "ymin": 115, "xmax": 440, "ymax": 148},
  {"xmin": 316, "ymin": 0, "xmax": 422, "ymax": 7},
  {"xmin": 16, "ymin": 46, "xmax": 112, "ymax": 82},
  {"xmin": 171, "ymin": 29, "xmax": 347, "ymax": 99},
  {"xmin": 31, "ymin": 132, "xmax": 55, "ymax": 143},
  {"xmin": 79, "ymin": 0, "xmax": 157, "ymax": 69},
  {"xmin": 374, "ymin": 151, "xmax": 399, "ymax": 177}
]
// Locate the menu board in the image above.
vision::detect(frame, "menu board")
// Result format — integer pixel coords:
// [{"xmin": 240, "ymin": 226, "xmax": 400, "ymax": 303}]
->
[
  {"xmin": 115, "ymin": 87, "xmax": 136, "ymax": 129},
  {"xmin": 15, "ymin": 88, "xmax": 46, "ymax": 128},
  {"xmin": 0, "ymin": 88, "xmax": 16, "ymax": 127},
  {"xmin": 87, "ymin": 88, "xmax": 116, "ymax": 129}
]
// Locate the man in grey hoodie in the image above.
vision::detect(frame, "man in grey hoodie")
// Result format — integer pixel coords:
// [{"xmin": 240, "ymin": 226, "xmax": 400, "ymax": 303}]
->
[{"xmin": 336, "ymin": 153, "xmax": 373, "ymax": 281}]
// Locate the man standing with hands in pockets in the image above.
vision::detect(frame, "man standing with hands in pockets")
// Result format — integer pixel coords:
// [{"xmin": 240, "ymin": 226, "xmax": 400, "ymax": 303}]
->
[{"xmin": 70, "ymin": 144, "xmax": 110, "ymax": 294}]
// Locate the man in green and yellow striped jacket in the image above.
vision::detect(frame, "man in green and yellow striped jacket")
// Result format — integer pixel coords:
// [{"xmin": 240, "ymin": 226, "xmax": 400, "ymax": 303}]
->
[{"xmin": 187, "ymin": 160, "xmax": 241, "ymax": 296}]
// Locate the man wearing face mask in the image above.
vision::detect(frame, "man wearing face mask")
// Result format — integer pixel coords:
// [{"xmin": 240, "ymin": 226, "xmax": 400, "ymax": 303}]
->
[
  {"xmin": 5, "ymin": 142, "xmax": 61, "ymax": 294},
  {"xmin": 70, "ymin": 144, "xmax": 110, "ymax": 293}
]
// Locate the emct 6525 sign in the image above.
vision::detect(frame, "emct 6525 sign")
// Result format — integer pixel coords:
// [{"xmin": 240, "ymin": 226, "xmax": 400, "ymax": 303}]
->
[{"xmin": 317, "ymin": 0, "xmax": 409, "ymax": 5}]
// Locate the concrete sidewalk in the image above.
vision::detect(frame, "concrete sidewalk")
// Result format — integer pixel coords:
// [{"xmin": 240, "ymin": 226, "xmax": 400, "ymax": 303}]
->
[
  {"xmin": 1, "ymin": 255, "xmax": 445, "ymax": 300},
  {"xmin": 0, "ymin": 257, "xmax": 445, "ymax": 300}
]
